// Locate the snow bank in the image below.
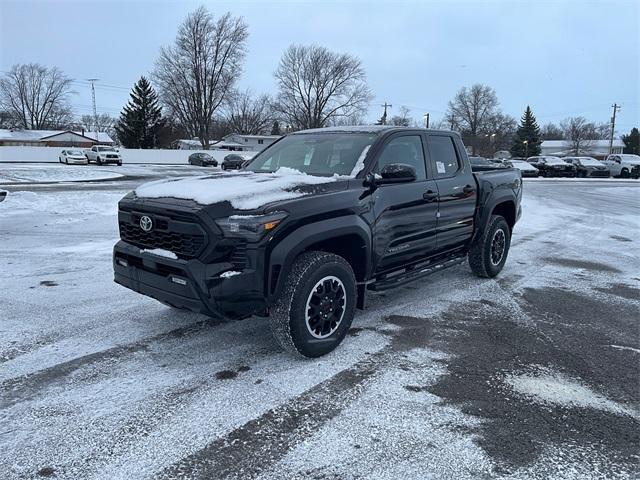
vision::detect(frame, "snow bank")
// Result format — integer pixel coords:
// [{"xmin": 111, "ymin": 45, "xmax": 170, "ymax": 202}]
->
[
  {"xmin": 135, "ymin": 167, "xmax": 337, "ymax": 210},
  {"xmin": 0, "ymin": 165, "xmax": 123, "ymax": 184}
]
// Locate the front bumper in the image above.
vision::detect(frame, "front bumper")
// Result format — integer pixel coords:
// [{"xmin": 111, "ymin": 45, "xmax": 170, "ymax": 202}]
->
[
  {"xmin": 67, "ymin": 158, "xmax": 88, "ymax": 165},
  {"xmin": 586, "ymin": 169, "xmax": 610, "ymax": 178},
  {"xmin": 113, "ymin": 240, "xmax": 266, "ymax": 319},
  {"xmin": 548, "ymin": 169, "xmax": 576, "ymax": 177}
]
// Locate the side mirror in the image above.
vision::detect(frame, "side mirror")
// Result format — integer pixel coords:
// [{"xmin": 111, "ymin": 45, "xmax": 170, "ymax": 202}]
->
[{"xmin": 378, "ymin": 163, "xmax": 417, "ymax": 184}]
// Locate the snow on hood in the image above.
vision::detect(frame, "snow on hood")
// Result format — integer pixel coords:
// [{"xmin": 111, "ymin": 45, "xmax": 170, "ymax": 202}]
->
[{"xmin": 134, "ymin": 167, "xmax": 339, "ymax": 210}]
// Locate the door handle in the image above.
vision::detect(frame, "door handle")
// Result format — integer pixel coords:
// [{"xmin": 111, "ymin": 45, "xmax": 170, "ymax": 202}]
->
[
  {"xmin": 462, "ymin": 184, "xmax": 475, "ymax": 194},
  {"xmin": 423, "ymin": 190, "xmax": 438, "ymax": 202}
]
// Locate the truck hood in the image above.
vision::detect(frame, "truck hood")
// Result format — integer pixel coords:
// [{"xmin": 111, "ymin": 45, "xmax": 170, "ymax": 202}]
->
[{"xmin": 133, "ymin": 168, "xmax": 349, "ymax": 212}]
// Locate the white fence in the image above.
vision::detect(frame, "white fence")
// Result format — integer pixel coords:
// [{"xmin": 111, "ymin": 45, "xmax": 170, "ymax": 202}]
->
[{"xmin": 0, "ymin": 146, "xmax": 253, "ymax": 165}]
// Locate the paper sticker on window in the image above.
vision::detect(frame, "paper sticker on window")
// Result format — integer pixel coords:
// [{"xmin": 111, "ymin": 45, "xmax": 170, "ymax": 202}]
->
[{"xmin": 436, "ymin": 161, "xmax": 446, "ymax": 174}]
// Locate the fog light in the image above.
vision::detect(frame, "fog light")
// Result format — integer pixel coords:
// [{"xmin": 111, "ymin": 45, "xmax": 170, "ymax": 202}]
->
[
  {"xmin": 171, "ymin": 277, "xmax": 187, "ymax": 285},
  {"xmin": 116, "ymin": 258, "xmax": 128, "ymax": 267}
]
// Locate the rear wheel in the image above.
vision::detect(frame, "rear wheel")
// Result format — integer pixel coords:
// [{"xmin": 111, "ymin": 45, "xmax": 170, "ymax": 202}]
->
[
  {"xmin": 468, "ymin": 215, "xmax": 511, "ymax": 278},
  {"xmin": 270, "ymin": 251, "xmax": 356, "ymax": 358}
]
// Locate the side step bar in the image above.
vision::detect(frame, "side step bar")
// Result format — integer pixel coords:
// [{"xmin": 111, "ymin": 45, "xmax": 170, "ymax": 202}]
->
[{"xmin": 368, "ymin": 255, "xmax": 467, "ymax": 291}]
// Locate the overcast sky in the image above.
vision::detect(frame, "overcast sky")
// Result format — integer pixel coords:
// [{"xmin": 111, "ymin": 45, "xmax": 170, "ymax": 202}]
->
[{"xmin": 1, "ymin": 0, "xmax": 638, "ymax": 133}]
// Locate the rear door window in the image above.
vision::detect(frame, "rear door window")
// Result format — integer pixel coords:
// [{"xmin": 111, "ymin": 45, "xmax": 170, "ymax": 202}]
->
[{"xmin": 428, "ymin": 135, "xmax": 460, "ymax": 177}]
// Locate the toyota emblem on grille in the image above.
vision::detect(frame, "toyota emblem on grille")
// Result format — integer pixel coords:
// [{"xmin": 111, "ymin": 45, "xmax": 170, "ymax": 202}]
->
[{"xmin": 139, "ymin": 215, "xmax": 153, "ymax": 232}]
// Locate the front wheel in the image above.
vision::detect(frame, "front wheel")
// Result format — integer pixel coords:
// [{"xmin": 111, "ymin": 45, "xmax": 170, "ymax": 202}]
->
[
  {"xmin": 620, "ymin": 168, "xmax": 630, "ymax": 179},
  {"xmin": 468, "ymin": 215, "xmax": 511, "ymax": 278},
  {"xmin": 270, "ymin": 251, "xmax": 356, "ymax": 358},
  {"xmin": 96, "ymin": 157, "xmax": 102, "ymax": 166}
]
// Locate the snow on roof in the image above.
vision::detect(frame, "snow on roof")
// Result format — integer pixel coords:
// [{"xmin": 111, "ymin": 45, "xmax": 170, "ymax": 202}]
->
[
  {"xmin": 134, "ymin": 167, "xmax": 337, "ymax": 210},
  {"xmin": 0, "ymin": 129, "xmax": 113, "ymax": 143}
]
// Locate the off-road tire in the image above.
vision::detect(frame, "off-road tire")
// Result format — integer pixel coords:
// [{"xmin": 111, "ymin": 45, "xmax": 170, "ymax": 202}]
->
[
  {"xmin": 270, "ymin": 251, "xmax": 356, "ymax": 358},
  {"xmin": 468, "ymin": 215, "xmax": 511, "ymax": 278}
]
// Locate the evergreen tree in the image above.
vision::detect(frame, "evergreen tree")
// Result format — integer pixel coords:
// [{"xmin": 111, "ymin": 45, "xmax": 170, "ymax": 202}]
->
[
  {"xmin": 510, "ymin": 106, "xmax": 541, "ymax": 158},
  {"xmin": 271, "ymin": 120, "xmax": 281, "ymax": 135},
  {"xmin": 115, "ymin": 77, "xmax": 164, "ymax": 148},
  {"xmin": 622, "ymin": 127, "xmax": 639, "ymax": 155}
]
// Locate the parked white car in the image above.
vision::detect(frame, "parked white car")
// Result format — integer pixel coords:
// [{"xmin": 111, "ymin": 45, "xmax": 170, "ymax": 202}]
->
[
  {"xmin": 508, "ymin": 160, "xmax": 539, "ymax": 177},
  {"xmin": 85, "ymin": 145, "xmax": 122, "ymax": 166},
  {"xmin": 602, "ymin": 154, "xmax": 640, "ymax": 178},
  {"xmin": 59, "ymin": 149, "xmax": 88, "ymax": 165}
]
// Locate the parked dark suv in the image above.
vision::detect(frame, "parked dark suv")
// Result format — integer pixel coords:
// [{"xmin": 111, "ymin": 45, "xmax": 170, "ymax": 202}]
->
[
  {"xmin": 114, "ymin": 126, "xmax": 522, "ymax": 357},
  {"xmin": 222, "ymin": 153, "xmax": 248, "ymax": 170}
]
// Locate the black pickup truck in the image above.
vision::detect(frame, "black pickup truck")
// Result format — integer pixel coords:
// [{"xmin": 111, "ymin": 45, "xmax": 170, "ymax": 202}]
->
[{"xmin": 114, "ymin": 126, "xmax": 522, "ymax": 357}]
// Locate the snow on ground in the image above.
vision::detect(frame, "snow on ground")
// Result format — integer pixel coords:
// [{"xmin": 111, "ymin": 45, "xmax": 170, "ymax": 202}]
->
[
  {"xmin": 504, "ymin": 365, "xmax": 639, "ymax": 419},
  {"xmin": 0, "ymin": 179, "xmax": 638, "ymax": 479},
  {"xmin": 0, "ymin": 164, "xmax": 123, "ymax": 183},
  {"xmin": 135, "ymin": 167, "xmax": 338, "ymax": 209}
]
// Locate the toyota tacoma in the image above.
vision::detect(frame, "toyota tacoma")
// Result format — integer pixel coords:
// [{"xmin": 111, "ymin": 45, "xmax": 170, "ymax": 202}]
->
[{"xmin": 114, "ymin": 126, "xmax": 522, "ymax": 357}]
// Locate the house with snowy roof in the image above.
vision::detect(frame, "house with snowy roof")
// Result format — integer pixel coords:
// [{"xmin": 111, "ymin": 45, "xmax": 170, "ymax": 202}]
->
[{"xmin": 0, "ymin": 129, "xmax": 115, "ymax": 148}]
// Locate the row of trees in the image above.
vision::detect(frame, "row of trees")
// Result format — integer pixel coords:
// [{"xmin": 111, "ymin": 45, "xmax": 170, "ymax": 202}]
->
[{"xmin": 0, "ymin": 5, "xmax": 636, "ymax": 154}]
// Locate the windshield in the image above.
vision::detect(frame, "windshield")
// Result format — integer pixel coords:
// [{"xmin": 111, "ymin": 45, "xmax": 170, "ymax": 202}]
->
[
  {"xmin": 245, "ymin": 133, "xmax": 377, "ymax": 176},
  {"xmin": 67, "ymin": 150, "xmax": 83, "ymax": 155},
  {"xmin": 545, "ymin": 157, "xmax": 565, "ymax": 165},
  {"xmin": 98, "ymin": 146, "xmax": 115, "ymax": 152},
  {"xmin": 578, "ymin": 157, "xmax": 601, "ymax": 166}
]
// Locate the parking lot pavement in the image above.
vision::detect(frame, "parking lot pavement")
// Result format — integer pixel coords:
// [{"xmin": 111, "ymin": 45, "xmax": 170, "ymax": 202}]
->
[{"xmin": 0, "ymin": 179, "xmax": 638, "ymax": 479}]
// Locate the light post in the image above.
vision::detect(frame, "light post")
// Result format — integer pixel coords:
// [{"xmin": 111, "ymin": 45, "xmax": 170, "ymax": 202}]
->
[
  {"xmin": 423, "ymin": 113, "xmax": 430, "ymax": 129},
  {"xmin": 523, "ymin": 140, "xmax": 529, "ymax": 158}
]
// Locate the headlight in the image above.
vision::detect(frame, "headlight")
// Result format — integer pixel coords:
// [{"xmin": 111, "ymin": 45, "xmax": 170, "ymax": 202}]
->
[{"xmin": 215, "ymin": 211, "xmax": 288, "ymax": 241}]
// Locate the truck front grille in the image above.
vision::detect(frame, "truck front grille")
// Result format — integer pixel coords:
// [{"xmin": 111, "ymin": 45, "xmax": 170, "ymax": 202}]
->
[{"xmin": 118, "ymin": 211, "xmax": 207, "ymax": 259}]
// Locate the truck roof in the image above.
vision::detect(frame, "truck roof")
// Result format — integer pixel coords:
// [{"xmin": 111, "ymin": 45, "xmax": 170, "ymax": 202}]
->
[{"xmin": 291, "ymin": 125, "xmax": 456, "ymax": 135}]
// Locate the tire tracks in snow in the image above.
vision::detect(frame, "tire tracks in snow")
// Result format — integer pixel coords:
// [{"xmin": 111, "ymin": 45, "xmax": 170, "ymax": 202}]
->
[
  {"xmin": 0, "ymin": 320, "xmax": 214, "ymax": 409},
  {"xmin": 157, "ymin": 316, "xmax": 432, "ymax": 480}
]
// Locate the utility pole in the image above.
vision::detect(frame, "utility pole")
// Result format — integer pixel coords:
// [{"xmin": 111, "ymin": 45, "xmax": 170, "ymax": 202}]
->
[
  {"xmin": 87, "ymin": 78, "xmax": 100, "ymax": 132},
  {"xmin": 423, "ymin": 113, "xmax": 430, "ymax": 128},
  {"xmin": 609, "ymin": 103, "xmax": 620, "ymax": 154},
  {"xmin": 380, "ymin": 102, "xmax": 392, "ymax": 125}
]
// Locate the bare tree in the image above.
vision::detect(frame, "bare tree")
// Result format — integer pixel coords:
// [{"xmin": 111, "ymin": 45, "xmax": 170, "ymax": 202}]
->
[
  {"xmin": 446, "ymin": 84, "xmax": 499, "ymax": 154},
  {"xmin": 560, "ymin": 116, "xmax": 598, "ymax": 154},
  {"xmin": 540, "ymin": 122, "xmax": 564, "ymax": 140},
  {"xmin": 390, "ymin": 106, "xmax": 412, "ymax": 127},
  {"xmin": 225, "ymin": 89, "xmax": 273, "ymax": 134},
  {"xmin": 274, "ymin": 44, "xmax": 372, "ymax": 130},
  {"xmin": 0, "ymin": 63, "xmax": 74, "ymax": 130},
  {"xmin": 153, "ymin": 7, "xmax": 248, "ymax": 148}
]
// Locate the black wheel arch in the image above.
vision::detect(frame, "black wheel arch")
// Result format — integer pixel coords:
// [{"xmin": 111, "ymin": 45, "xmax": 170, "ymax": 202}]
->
[
  {"xmin": 267, "ymin": 216, "xmax": 371, "ymax": 303},
  {"xmin": 472, "ymin": 194, "xmax": 517, "ymax": 245}
]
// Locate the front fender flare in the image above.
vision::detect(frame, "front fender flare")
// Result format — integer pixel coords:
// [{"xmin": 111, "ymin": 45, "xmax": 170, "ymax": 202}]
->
[{"xmin": 267, "ymin": 215, "xmax": 372, "ymax": 302}]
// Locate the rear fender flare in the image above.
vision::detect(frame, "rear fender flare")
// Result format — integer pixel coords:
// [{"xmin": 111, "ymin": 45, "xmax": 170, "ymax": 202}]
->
[{"xmin": 472, "ymin": 193, "xmax": 516, "ymax": 243}]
